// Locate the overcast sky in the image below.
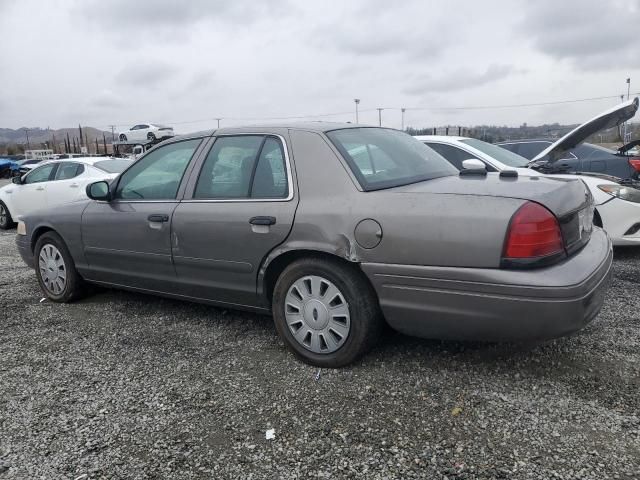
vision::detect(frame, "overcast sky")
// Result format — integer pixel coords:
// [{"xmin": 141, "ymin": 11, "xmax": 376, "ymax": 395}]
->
[{"xmin": 1, "ymin": 0, "xmax": 638, "ymax": 132}]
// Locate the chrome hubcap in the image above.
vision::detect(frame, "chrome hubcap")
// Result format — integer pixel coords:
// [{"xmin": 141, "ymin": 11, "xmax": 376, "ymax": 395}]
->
[
  {"xmin": 285, "ymin": 275, "xmax": 350, "ymax": 354},
  {"xmin": 38, "ymin": 244, "xmax": 66, "ymax": 294}
]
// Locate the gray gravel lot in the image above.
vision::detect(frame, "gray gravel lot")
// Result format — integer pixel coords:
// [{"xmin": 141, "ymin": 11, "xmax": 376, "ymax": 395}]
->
[{"xmin": 0, "ymin": 230, "xmax": 639, "ymax": 479}]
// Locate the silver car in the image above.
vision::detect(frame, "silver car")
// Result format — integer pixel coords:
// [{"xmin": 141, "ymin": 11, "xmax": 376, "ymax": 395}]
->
[{"xmin": 16, "ymin": 124, "xmax": 612, "ymax": 367}]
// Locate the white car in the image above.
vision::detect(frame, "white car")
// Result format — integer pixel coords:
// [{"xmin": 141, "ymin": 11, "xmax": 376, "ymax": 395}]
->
[
  {"xmin": 0, "ymin": 157, "xmax": 132, "ymax": 230},
  {"xmin": 416, "ymin": 111, "xmax": 640, "ymax": 246},
  {"xmin": 118, "ymin": 123, "xmax": 174, "ymax": 142}
]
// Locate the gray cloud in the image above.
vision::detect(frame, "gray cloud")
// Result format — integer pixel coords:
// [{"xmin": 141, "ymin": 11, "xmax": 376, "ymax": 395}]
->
[
  {"xmin": 75, "ymin": 0, "xmax": 292, "ymax": 32},
  {"xmin": 114, "ymin": 62, "xmax": 178, "ymax": 88},
  {"xmin": 404, "ymin": 64, "xmax": 519, "ymax": 95},
  {"xmin": 522, "ymin": 0, "xmax": 640, "ymax": 69},
  {"xmin": 89, "ymin": 89, "xmax": 124, "ymax": 109}
]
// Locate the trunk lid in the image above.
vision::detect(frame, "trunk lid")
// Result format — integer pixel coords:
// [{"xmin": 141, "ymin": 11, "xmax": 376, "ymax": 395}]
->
[
  {"xmin": 531, "ymin": 97, "xmax": 639, "ymax": 164},
  {"xmin": 392, "ymin": 173, "xmax": 593, "ymax": 256}
]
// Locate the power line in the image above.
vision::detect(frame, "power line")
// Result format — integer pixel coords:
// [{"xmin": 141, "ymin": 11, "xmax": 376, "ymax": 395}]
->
[{"xmin": 92, "ymin": 91, "xmax": 640, "ymax": 129}]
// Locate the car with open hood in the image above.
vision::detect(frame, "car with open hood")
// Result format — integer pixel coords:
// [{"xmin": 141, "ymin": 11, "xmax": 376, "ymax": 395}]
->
[
  {"xmin": 15, "ymin": 124, "xmax": 612, "ymax": 367},
  {"xmin": 497, "ymin": 98, "xmax": 640, "ymax": 180},
  {"xmin": 419, "ymin": 132, "xmax": 640, "ymax": 246}
]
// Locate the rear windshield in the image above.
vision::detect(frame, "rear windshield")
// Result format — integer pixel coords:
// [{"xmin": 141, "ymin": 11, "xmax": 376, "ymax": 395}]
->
[
  {"xmin": 327, "ymin": 128, "xmax": 457, "ymax": 190},
  {"xmin": 461, "ymin": 138, "xmax": 530, "ymax": 168},
  {"xmin": 94, "ymin": 159, "xmax": 133, "ymax": 173}
]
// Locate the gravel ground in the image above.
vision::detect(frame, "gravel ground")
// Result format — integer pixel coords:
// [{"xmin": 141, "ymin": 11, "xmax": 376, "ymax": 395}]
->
[{"xmin": 0, "ymin": 230, "xmax": 639, "ymax": 479}]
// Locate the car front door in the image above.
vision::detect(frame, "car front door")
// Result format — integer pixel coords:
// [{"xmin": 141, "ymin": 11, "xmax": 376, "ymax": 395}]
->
[
  {"xmin": 80, "ymin": 138, "xmax": 204, "ymax": 290},
  {"xmin": 8, "ymin": 163, "xmax": 57, "ymax": 217},
  {"xmin": 45, "ymin": 162, "xmax": 86, "ymax": 205},
  {"xmin": 171, "ymin": 133, "xmax": 298, "ymax": 307}
]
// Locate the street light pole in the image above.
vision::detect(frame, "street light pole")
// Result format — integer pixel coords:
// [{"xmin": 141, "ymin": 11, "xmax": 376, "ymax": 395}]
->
[
  {"xmin": 216, "ymin": 118, "xmax": 222, "ymax": 128},
  {"xmin": 377, "ymin": 108, "xmax": 383, "ymax": 126},
  {"xmin": 627, "ymin": 77, "xmax": 631, "ymax": 100},
  {"xmin": 24, "ymin": 128, "xmax": 30, "ymax": 149},
  {"xmin": 401, "ymin": 108, "xmax": 406, "ymax": 131},
  {"xmin": 354, "ymin": 99, "xmax": 360, "ymax": 123}
]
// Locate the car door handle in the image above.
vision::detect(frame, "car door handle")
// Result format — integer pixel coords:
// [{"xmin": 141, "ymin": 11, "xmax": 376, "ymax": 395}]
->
[
  {"xmin": 36, "ymin": 186, "xmax": 45, "ymax": 191},
  {"xmin": 249, "ymin": 216, "xmax": 276, "ymax": 226},
  {"xmin": 69, "ymin": 183, "xmax": 79, "ymax": 188},
  {"xmin": 148, "ymin": 214, "xmax": 169, "ymax": 223}
]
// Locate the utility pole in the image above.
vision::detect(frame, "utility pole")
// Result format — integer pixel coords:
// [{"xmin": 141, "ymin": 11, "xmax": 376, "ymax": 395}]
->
[
  {"xmin": 24, "ymin": 128, "xmax": 30, "ymax": 149},
  {"xmin": 624, "ymin": 78, "xmax": 631, "ymax": 143},
  {"xmin": 401, "ymin": 108, "xmax": 406, "ymax": 131},
  {"xmin": 109, "ymin": 125, "xmax": 116, "ymax": 141},
  {"xmin": 377, "ymin": 108, "xmax": 383, "ymax": 126},
  {"xmin": 354, "ymin": 99, "xmax": 360, "ymax": 123},
  {"xmin": 215, "ymin": 118, "xmax": 222, "ymax": 128}
]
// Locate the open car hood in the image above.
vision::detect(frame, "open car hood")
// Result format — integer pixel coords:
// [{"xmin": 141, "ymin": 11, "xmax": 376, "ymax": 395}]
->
[
  {"xmin": 530, "ymin": 97, "xmax": 639, "ymax": 164},
  {"xmin": 618, "ymin": 139, "xmax": 640, "ymax": 154}
]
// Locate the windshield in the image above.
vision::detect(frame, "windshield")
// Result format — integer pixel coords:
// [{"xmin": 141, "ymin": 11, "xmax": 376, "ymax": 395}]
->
[
  {"xmin": 94, "ymin": 159, "xmax": 133, "ymax": 173},
  {"xmin": 461, "ymin": 138, "xmax": 530, "ymax": 168},
  {"xmin": 327, "ymin": 128, "xmax": 457, "ymax": 190}
]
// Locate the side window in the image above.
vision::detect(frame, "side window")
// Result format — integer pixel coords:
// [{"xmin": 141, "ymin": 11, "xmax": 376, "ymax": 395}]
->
[
  {"xmin": 426, "ymin": 143, "xmax": 476, "ymax": 170},
  {"xmin": 516, "ymin": 142, "xmax": 550, "ymax": 159},
  {"xmin": 251, "ymin": 137, "xmax": 288, "ymax": 198},
  {"xmin": 24, "ymin": 164, "xmax": 56, "ymax": 184},
  {"xmin": 55, "ymin": 162, "xmax": 84, "ymax": 180},
  {"xmin": 194, "ymin": 136, "xmax": 263, "ymax": 199},
  {"xmin": 114, "ymin": 139, "xmax": 201, "ymax": 200}
]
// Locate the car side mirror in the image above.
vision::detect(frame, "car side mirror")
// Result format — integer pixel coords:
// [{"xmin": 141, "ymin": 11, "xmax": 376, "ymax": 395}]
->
[
  {"xmin": 86, "ymin": 180, "xmax": 111, "ymax": 201},
  {"xmin": 11, "ymin": 175, "xmax": 23, "ymax": 185},
  {"xmin": 461, "ymin": 159, "xmax": 486, "ymax": 170}
]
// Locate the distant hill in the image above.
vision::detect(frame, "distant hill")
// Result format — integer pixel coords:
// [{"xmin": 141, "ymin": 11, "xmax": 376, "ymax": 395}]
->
[{"xmin": 0, "ymin": 127, "xmax": 112, "ymax": 154}]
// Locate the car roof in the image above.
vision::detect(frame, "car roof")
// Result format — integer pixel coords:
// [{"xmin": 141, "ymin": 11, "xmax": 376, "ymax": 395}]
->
[{"xmin": 35, "ymin": 157, "xmax": 121, "ymax": 167}]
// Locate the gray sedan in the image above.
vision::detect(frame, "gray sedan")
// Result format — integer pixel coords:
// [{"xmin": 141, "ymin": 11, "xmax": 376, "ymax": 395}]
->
[{"xmin": 16, "ymin": 124, "xmax": 612, "ymax": 367}]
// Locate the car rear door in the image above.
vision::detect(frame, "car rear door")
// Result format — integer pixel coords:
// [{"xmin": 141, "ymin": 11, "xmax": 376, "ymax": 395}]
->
[
  {"xmin": 171, "ymin": 133, "xmax": 298, "ymax": 307},
  {"xmin": 8, "ymin": 163, "xmax": 56, "ymax": 217},
  {"xmin": 80, "ymin": 138, "xmax": 205, "ymax": 291}
]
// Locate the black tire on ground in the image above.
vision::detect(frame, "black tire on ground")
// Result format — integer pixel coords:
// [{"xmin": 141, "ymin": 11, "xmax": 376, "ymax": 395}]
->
[
  {"xmin": 272, "ymin": 257, "xmax": 384, "ymax": 368},
  {"xmin": 119, "ymin": 134, "xmax": 127, "ymax": 141},
  {"xmin": 0, "ymin": 201, "xmax": 15, "ymax": 230},
  {"xmin": 147, "ymin": 132, "xmax": 156, "ymax": 141},
  {"xmin": 34, "ymin": 231, "xmax": 86, "ymax": 303}
]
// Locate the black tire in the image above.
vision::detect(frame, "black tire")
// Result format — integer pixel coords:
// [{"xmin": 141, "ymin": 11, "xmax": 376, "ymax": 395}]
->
[
  {"xmin": 34, "ymin": 231, "xmax": 86, "ymax": 303},
  {"xmin": 0, "ymin": 201, "xmax": 15, "ymax": 230},
  {"xmin": 119, "ymin": 134, "xmax": 127, "ymax": 141},
  {"xmin": 147, "ymin": 132, "xmax": 156, "ymax": 141},
  {"xmin": 272, "ymin": 257, "xmax": 384, "ymax": 367}
]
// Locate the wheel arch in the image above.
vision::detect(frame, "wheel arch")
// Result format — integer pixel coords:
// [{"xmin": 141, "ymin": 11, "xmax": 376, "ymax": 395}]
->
[
  {"xmin": 259, "ymin": 247, "xmax": 367, "ymax": 306},
  {"xmin": 30, "ymin": 225, "xmax": 56, "ymax": 253}
]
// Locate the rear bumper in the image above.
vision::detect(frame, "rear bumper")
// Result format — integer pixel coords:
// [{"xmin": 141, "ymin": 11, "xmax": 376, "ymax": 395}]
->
[
  {"xmin": 361, "ymin": 228, "xmax": 613, "ymax": 341},
  {"xmin": 16, "ymin": 234, "xmax": 34, "ymax": 268}
]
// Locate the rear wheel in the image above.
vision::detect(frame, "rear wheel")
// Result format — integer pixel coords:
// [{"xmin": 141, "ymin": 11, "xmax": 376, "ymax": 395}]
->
[
  {"xmin": 119, "ymin": 134, "xmax": 127, "ymax": 141},
  {"xmin": 272, "ymin": 257, "xmax": 383, "ymax": 367},
  {"xmin": 35, "ymin": 232, "xmax": 86, "ymax": 302},
  {"xmin": 0, "ymin": 201, "xmax": 15, "ymax": 230}
]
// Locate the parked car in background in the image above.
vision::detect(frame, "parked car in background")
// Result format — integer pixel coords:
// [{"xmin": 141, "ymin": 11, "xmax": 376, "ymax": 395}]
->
[
  {"xmin": 0, "ymin": 157, "xmax": 132, "ymax": 229},
  {"xmin": 0, "ymin": 158, "xmax": 19, "ymax": 178},
  {"xmin": 16, "ymin": 124, "xmax": 611, "ymax": 367},
  {"xmin": 419, "ymin": 134, "xmax": 640, "ymax": 246},
  {"xmin": 497, "ymin": 98, "xmax": 639, "ymax": 180},
  {"xmin": 118, "ymin": 123, "xmax": 174, "ymax": 142}
]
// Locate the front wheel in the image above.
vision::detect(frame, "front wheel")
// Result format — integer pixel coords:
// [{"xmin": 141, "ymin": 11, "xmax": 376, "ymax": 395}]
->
[
  {"xmin": 272, "ymin": 257, "xmax": 384, "ymax": 367},
  {"xmin": 0, "ymin": 201, "xmax": 15, "ymax": 230},
  {"xmin": 119, "ymin": 134, "xmax": 127, "ymax": 141},
  {"xmin": 147, "ymin": 132, "xmax": 156, "ymax": 141},
  {"xmin": 35, "ymin": 231, "xmax": 86, "ymax": 302}
]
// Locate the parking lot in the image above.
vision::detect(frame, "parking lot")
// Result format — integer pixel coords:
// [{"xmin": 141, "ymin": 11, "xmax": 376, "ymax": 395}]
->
[{"xmin": 0, "ymin": 229, "xmax": 638, "ymax": 479}]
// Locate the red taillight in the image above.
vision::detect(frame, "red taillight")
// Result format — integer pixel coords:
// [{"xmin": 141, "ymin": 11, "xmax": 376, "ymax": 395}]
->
[
  {"xmin": 503, "ymin": 202, "xmax": 564, "ymax": 258},
  {"xmin": 628, "ymin": 158, "xmax": 640, "ymax": 172}
]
